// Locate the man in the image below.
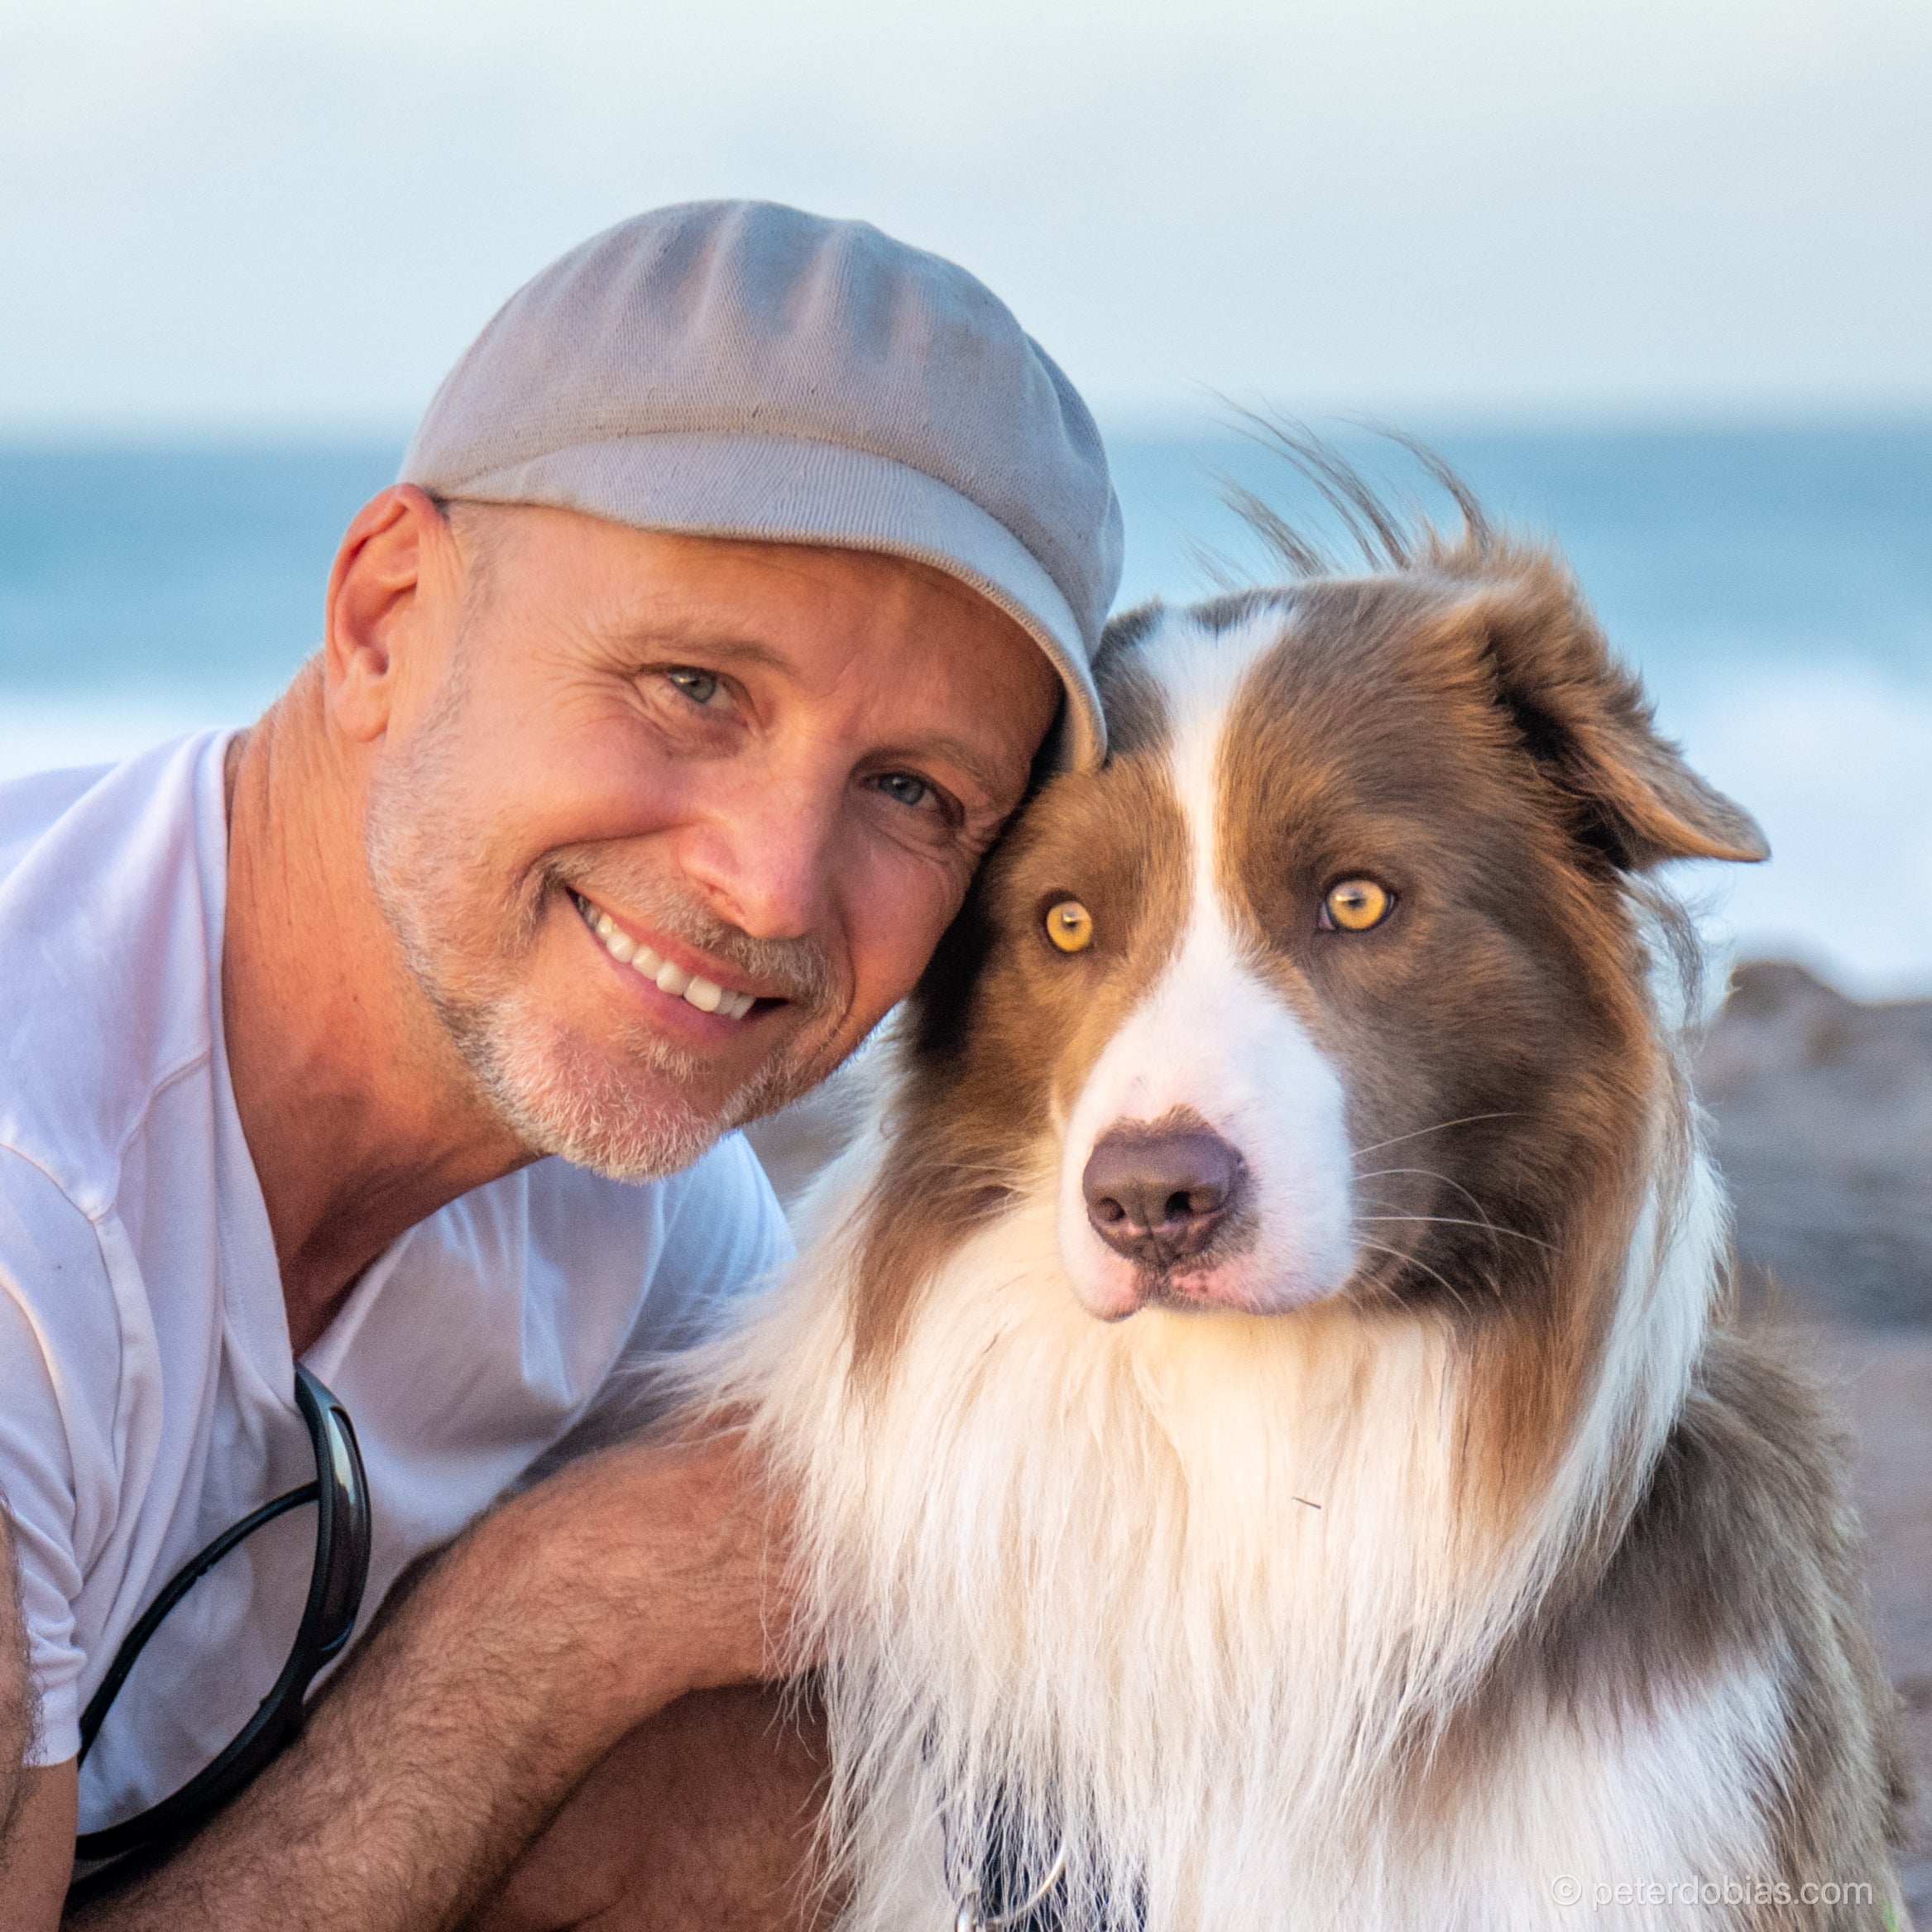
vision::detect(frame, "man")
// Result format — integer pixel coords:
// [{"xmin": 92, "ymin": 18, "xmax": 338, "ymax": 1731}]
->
[{"xmin": 0, "ymin": 199, "xmax": 1121, "ymax": 1928}]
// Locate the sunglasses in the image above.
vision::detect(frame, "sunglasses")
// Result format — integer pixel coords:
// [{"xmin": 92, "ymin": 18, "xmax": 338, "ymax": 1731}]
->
[{"xmin": 70, "ymin": 1364, "xmax": 372, "ymax": 1889}]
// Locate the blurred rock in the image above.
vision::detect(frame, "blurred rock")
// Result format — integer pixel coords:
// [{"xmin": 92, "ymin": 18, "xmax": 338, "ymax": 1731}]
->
[
  {"xmin": 1697, "ymin": 965, "xmax": 1932, "ymax": 1910},
  {"xmin": 1798, "ymin": 1320, "xmax": 1932, "ymax": 1925},
  {"xmin": 1696, "ymin": 961, "xmax": 1932, "ymax": 1329}
]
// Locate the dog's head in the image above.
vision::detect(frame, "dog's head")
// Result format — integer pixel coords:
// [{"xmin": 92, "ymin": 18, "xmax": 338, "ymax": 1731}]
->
[{"xmin": 852, "ymin": 527, "xmax": 1762, "ymax": 1368}]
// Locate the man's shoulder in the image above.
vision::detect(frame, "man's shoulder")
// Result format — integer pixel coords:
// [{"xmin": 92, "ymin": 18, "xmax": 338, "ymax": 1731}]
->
[
  {"xmin": 0, "ymin": 763, "xmax": 113, "ymax": 884},
  {"xmin": 0, "ymin": 1142, "xmax": 125, "ymax": 1450},
  {"xmin": 0, "ymin": 734, "xmax": 231, "ymax": 1209}
]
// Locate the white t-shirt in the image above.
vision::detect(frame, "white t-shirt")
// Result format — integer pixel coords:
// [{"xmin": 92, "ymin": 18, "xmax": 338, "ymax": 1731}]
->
[{"xmin": 0, "ymin": 731, "xmax": 792, "ymax": 1833}]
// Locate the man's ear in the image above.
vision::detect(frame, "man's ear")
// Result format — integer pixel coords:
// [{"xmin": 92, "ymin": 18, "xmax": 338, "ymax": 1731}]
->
[
  {"xmin": 1436, "ymin": 556, "xmax": 1768, "ymax": 872},
  {"xmin": 323, "ymin": 486, "xmax": 456, "ymax": 745}
]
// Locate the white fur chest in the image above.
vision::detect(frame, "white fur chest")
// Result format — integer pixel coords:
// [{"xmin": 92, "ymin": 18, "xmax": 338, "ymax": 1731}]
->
[{"xmin": 722, "ymin": 1140, "xmax": 1742, "ymax": 1932}]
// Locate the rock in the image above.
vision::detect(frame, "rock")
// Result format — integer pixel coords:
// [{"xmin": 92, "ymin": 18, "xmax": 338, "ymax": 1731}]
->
[
  {"xmin": 1698, "ymin": 966, "xmax": 1932, "ymax": 1906},
  {"xmin": 1791, "ymin": 1321, "xmax": 1932, "ymax": 1923},
  {"xmin": 1695, "ymin": 961, "xmax": 1932, "ymax": 1329}
]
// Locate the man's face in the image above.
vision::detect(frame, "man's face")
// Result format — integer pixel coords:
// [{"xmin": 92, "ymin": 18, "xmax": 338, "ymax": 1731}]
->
[{"xmin": 361, "ymin": 503, "xmax": 1062, "ymax": 1179}]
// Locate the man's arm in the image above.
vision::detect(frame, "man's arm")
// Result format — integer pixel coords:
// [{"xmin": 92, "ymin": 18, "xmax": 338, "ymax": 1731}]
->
[
  {"xmin": 466, "ymin": 1681, "xmax": 830, "ymax": 1932},
  {"xmin": 0, "ymin": 1764, "xmax": 75, "ymax": 1929},
  {"xmin": 1, "ymin": 1503, "xmax": 76, "ymax": 1930},
  {"xmin": 70, "ymin": 1426, "xmax": 800, "ymax": 1932}
]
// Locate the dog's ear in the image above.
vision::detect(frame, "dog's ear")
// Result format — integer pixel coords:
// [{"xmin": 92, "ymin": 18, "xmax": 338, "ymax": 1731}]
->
[{"xmin": 1436, "ymin": 559, "xmax": 1768, "ymax": 872}]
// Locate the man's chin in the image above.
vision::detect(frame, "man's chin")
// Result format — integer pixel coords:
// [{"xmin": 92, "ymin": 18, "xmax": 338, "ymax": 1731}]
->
[
  {"xmin": 506, "ymin": 1071, "xmax": 732, "ymax": 1180},
  {"xmin": 537, "ymin": 1106, "xmax": 723, "ymax": 1183},
  {"xmin": 483, "ymin": 1019, "xmax": 833, "ymax": 1182},
  {"xmin": 453, "ymin": 1014, "xmax": 711, "ymax": 1179}
]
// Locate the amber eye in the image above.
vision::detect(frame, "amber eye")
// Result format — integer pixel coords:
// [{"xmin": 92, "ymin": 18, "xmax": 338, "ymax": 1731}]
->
[
  {"xmin": 1322, "ymin": 878, "xmax": 1394, "ymax": 932},
  {"xmin": 1045, "ymin": 899, "xmax": 1095, "ymax": 953}
]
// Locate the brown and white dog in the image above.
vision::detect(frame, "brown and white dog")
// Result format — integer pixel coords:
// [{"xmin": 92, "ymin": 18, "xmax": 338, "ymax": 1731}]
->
[{"xmin": 714, "ymin": 489, "xmax": 1908, "ymax": 1929}]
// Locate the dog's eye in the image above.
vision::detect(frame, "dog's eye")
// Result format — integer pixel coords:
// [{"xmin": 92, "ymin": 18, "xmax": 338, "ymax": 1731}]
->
[
  {"xmin": 1321, "ymin": 879, "xmax": 1394, "ymax": 932},
  {"xmin": 1045, "ymin": 900, "xmax": 1095, "ymax": 953}
]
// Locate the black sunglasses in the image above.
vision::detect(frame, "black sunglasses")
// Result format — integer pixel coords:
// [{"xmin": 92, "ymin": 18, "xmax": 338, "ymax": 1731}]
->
[{"xmin": 70, "ymin": 1365, "xmax": 372, "ymax": 1890}]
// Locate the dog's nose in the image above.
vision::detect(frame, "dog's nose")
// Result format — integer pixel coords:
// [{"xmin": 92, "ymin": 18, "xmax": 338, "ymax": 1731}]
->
[{"xmin": 1082, "ymin": 1124, "xmax": 1245, "ymax": 1265}]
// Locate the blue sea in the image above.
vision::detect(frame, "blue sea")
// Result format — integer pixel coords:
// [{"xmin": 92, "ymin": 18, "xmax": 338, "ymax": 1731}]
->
[{"xmin": 2, "ymin": 423, "xmax": 1929, "ymax": 995}]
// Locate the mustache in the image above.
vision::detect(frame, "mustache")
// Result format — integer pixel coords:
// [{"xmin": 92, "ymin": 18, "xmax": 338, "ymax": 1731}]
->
[{"xmin": 544, "ymin": 854, "xmax": 840, "ymax": 1013}]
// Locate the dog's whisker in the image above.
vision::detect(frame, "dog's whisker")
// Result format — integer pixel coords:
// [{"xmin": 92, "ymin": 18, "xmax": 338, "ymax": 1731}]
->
[
  {"xmin": 1354, "ymin": 1215, "xmax": 1556, "ymax": 1253},
  {"xmin": 1350, "ymin": 1113, "xmax": 1522, "ymax": 1161},
  {"xmin": 1353, "ymin": 1236, "xmax": 1476, "ymax": 1315},
  {"xmin": 1351, "ymin": 1165, "xmax": 1532, "ymax": 1249},
  {"xmin": 1352, "ymin": 1164, "xmax": 1479, "ymax": 1185}
]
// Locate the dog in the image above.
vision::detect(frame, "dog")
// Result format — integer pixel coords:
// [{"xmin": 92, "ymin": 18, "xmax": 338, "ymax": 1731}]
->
[{"xmin": 714, "ymin": 473, "xmax": 1908, "ymax": 1930}]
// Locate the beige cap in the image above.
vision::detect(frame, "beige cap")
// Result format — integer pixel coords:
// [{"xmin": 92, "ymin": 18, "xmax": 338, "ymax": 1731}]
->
[{"xmin": 400, "ymin": 200, "xmax": 1122, "ymax": 767}]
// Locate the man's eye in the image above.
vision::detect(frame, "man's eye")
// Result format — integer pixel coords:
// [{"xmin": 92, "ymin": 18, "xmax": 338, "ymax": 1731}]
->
[
  {"xmin": 666, "ymin": 666, "xmax": 723, "ymax": 707},
  {"xmin": 874, "ymin": 772, "xmax": 933, "ymax": 810}
]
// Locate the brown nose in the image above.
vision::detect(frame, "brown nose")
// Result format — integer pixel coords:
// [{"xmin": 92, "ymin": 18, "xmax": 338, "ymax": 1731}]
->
[{"xmin": 1082, "ymin": 1124, "xmax": 1245, "ymax": 1266}]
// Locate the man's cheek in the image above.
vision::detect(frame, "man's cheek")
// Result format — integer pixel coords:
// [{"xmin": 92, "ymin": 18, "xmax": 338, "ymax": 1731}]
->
[{"xmin": 846, "ymin": 864, "xmax": 960, "ymax": 1014}]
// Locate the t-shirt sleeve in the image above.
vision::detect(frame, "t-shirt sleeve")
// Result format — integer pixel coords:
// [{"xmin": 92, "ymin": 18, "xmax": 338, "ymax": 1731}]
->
[
  {"xmin": 0, "ymin": 1152, "xmax": 117, "ymax": 1768},
  {"xmin": 525, "ymin": 1134, "xmax": 794, "ymax": 1469}
]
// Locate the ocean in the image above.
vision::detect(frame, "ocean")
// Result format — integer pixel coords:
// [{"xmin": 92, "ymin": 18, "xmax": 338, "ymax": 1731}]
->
[{"xmin": 2, "ymin": 423, "xmax": 1928, "ymax": 995}]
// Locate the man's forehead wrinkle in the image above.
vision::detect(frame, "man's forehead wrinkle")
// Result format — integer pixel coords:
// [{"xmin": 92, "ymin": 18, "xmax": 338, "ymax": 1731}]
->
[
  {"xmin": 601, "ymin": 624, "xmax": 797, "ymax": 675},
  {"xmin": 584, "ymin": 585, "xmax": 903, "ymax": 681}
]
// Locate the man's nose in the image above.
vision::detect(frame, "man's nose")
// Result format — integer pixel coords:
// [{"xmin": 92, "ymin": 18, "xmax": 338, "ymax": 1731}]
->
[
  {"xmin": 1082, "ymin": 1121, "xmax": 1247, "ymax": 1267},
  {"xmin": 677, "ymin": 775, "xmax": 838, "ymax": 941}
]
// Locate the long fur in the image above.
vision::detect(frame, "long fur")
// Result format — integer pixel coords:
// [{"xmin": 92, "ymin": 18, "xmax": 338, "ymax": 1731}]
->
[{"xmin": 698, "ymin": 484, "xmax": 1906, "ymax": 1930}]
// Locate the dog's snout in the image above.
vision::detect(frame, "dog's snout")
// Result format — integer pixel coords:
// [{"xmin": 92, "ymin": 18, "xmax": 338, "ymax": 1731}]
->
[{"xmin": 1082, "ymin": 1123, "xmax": 1245, "ymax": 1266}]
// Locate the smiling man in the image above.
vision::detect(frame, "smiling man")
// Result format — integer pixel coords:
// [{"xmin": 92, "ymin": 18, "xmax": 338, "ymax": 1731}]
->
[{"xmin": 0, "ymin": 202, "xmax": 1120, "ymax": 1929}]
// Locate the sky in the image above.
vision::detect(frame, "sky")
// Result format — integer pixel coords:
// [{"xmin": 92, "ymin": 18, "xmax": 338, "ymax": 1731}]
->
[{"xmin": 2, "ymin": 0, "xmax": 1929, "ymax": 433}]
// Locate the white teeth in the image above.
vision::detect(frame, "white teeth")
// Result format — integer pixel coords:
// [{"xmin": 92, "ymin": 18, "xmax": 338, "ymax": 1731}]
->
[{"xmin": 575, "ymin": 896, "xmax": 758, "ymax": 1020}]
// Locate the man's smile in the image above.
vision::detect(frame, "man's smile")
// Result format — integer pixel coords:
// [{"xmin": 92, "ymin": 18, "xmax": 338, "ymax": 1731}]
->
[{"xmin": 569, "ymin": 889, "xmax": 765, "ymax": 1023}]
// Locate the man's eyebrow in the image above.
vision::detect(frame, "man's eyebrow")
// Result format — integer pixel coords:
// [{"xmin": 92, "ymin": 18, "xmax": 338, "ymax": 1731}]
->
[{"xmin": 625, "ymin": 629, "xmax": 792, "ymax": 674}]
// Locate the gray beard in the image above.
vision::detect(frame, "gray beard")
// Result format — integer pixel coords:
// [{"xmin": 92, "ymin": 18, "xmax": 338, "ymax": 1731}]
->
[{"xmin": 362, "ymin": 675, "xmax": 837, "ymax": 1182}]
